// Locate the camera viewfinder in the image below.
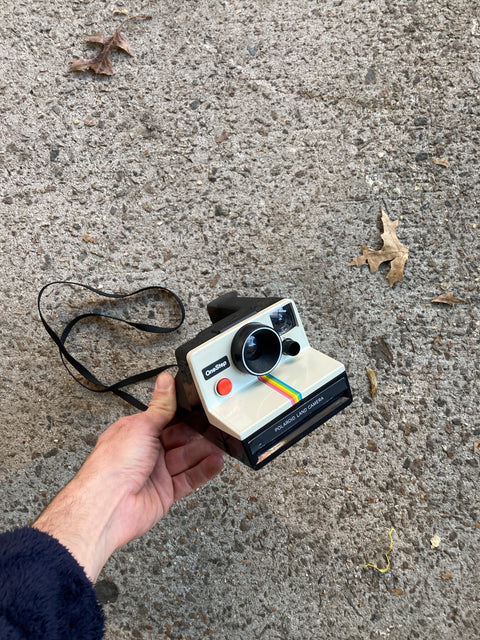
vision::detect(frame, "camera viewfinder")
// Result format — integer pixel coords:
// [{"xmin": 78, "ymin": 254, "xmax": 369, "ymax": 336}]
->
[{"xmin": 270, "ymin": 304, "xmax": 297, "ymax": 335}]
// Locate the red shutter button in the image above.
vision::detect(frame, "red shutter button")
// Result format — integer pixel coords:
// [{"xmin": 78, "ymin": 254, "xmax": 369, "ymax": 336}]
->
[{"xmin": 216, "ymin": 378, "xmax": 233, "ymax": 396}]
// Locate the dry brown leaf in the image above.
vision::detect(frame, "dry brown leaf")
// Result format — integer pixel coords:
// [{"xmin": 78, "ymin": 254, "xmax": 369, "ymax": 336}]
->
[
  {"xmin": 392, "ymin": 588, "xmax": 405, "ymax": 595},
  {"xmin": 349, "ymin": 210, "xmax": 409, "ymax": 287},
  {"xmin": 82, "ymin": 233, "xmax": 98, "ymax": 243},
  {"xmin": 474, "ymin": 441, "xmax": 479, "ymax": 454},
  {"xmin": 70, "ymin": 15, "xmax": 151, "ymax": 76},
  {"xmin": 432, "ymin": 157, "xmax": 449, "ymax": 168},
  {"xmin": 366, "ymin": 366, "xmax": 378, "ymax": 399},
  {"xmin": 215, "ymin": 130, "xmax": 229, "ymax": 143},
  {"xmin": 441, "ymin": 572, "xmax": 453, "ymax": 580},
  {"xmin": 430, "ymin": 292, "xmax": 466, "ymax": 306}
]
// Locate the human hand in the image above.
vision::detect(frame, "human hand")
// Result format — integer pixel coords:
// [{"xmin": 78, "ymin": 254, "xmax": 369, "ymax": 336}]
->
[{"xmin": 33, "ymin": 372, "xmax": 225, "ymax": 582}]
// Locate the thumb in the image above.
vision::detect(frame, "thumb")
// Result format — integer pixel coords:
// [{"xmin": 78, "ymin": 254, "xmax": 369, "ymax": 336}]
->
[{"xmin": 146, "ymin": 372, "xmax": 177, "ymax": 426}]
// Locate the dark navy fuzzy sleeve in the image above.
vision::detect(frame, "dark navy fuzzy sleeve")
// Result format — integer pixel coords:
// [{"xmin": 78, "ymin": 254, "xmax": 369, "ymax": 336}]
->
[{"xmin": 0, "ymin": 527, "xmax": 105, "ymax": 639}]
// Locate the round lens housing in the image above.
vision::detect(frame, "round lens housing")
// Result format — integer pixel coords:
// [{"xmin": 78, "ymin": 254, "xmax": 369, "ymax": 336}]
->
[{"xmin": 231, "ymin": 323, "xmax": 282, "ymax": 376}]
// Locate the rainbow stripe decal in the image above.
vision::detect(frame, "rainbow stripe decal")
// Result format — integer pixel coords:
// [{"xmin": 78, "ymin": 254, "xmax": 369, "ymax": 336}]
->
[{"xmin": 259, "ymin": 374, "xmax": 302, "ymax": 405}]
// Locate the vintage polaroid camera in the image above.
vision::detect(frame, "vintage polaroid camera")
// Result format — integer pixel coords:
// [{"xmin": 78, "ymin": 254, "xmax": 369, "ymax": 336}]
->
[{"xmin": 175, "ymin": 292, "xmax": 352, "ymax": 470}]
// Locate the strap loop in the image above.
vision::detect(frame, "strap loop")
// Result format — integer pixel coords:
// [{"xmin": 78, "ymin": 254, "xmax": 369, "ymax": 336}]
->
[{"xmin": 38, "ymin": 281, "xmax": 185, "ymax": 411}]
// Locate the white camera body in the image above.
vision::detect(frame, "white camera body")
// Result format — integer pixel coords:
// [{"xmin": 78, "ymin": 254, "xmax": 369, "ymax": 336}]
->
[{"xmin": 175, "ymin": 293, "xmax": 352, "ymax": 469}]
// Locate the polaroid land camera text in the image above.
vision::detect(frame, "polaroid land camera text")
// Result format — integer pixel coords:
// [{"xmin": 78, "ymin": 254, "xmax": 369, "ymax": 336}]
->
[{"xmin": 175, "ymin": 292, "xmax": 352, "ymax": 470}]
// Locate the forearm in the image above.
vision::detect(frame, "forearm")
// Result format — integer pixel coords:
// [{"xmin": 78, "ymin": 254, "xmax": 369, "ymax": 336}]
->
[{"xmin": 33, "ymin": 471, "xmax": 122, "ymax": 583}]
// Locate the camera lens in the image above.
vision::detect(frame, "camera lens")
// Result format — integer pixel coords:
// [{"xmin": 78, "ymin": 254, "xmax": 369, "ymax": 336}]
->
[
  {"xmin": 244, "ymin": 335, "xmax": 260, "ymax": 360},
  {"xmin": 231, "ymin": 323, "xmax": 282, "ymax": 376}
]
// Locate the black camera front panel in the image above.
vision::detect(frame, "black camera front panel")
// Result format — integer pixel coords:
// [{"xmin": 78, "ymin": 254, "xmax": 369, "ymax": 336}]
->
[
  {"xmin": 179, "ymin": 372, "xmax": 352, "ymax": 469},
  {"xmin": 244, "ymin": 372, "xmax": 352, "ymax": 469}
]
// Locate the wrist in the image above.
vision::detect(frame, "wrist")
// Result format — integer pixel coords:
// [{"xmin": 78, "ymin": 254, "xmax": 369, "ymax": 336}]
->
[{"xmin": 33, "ymin": 472, "xmax": 124, "ymax": 583}]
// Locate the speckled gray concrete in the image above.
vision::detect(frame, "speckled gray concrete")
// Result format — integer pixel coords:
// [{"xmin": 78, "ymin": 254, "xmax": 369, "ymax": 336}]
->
[{"xmin": 1, "ymin": 0, "xmax": 479, "ymax": 638}]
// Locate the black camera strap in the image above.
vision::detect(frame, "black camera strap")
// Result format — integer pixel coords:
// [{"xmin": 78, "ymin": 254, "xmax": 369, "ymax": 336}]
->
[{"xmin": 37, "ymin": 281, "xmax": 186, "ymax": 411}]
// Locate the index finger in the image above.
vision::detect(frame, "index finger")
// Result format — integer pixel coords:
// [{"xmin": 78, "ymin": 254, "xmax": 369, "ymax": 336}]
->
[{"xmin": 160, "ymin": 421, "xmax": 205, "ymax": 450}]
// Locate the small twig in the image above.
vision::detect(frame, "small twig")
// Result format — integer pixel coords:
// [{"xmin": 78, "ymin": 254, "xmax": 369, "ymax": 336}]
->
[{"xmin": 364, "ymin": 528, "xmax": 395, "ymax": 573}]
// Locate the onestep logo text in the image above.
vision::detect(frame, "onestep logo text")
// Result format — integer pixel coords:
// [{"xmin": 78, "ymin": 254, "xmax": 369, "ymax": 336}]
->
[{"xmin": 202, "ymin": 356, "xmax": 230, "ymax": 380}]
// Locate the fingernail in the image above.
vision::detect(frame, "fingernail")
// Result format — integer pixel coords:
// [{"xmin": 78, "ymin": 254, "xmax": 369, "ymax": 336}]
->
[{"xmin": 155, "ymin": 372, "xmax": 173, "ymax": 391}]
